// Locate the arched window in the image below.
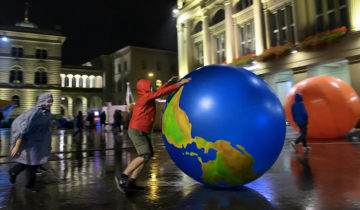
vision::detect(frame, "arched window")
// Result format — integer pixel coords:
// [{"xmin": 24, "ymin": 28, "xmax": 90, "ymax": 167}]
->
[
  {"xmin": 235, "ymin": 0, "xmax": 253, "ymax": 13},
  {"xmin": 194, "ymin": 21, "xmax": 203, "ymax": 34},
  {"xmin": 72, "ymin": 76, "xmax": 76, "ymax": 87},
  {"xmin": 65, "ymin": 77, "xmax": 69, "ymax": 87},
  {"xmin": 9, "ymin": 67, "xmax": 23, "ymax": 84},
  {"xmin": 12, "ymin": 95, "xmax": 20, "ymax": 107},
  {"xmin": 212, "ymin": 9, "xmax": 225, "ymax": 26},
  {"xmin": 79, "ymin": 77, "xmax": 83, "ymax": 88},
  {"xmin": 86, "ymin": 77, "xmax": 90, "ymax": 88},
  {"xmin": 34, "ymin": 69, "xmax": 47, "ymax": 85}
]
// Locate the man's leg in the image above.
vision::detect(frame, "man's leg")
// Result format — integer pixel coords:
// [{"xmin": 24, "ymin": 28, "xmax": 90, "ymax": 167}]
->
[
  {"xmin": 129, "ymin": 162, "xmax": 145, "ymax": 179},
  {"xmin": 299, "ymin": 125, "xmax": 311, "ymax": 151},
  {"xmin": 9, "ymin": 163, "xmax": 26, "ymax": 184},
  {"xmin": 298, "ymin": 125, "xmax": 308, "ymax": 147},
  {"xmin": 123, "ymin": 156, "xmax": 146, "ymax": 176},
  {"xmin": 25, "ymin": 165, "xmax": 38, "ymax": 189},
  {"xmin": 115, "ymin": 128, "xmax": 151, "ymax": 192}
]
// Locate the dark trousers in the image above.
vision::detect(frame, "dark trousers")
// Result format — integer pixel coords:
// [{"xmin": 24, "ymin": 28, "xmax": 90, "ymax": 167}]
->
[
  {"xmin": 9, "ymin": 163, "xmax": 38, "ymax": 188},
  {"xmin": 296, "ymin": 124, "xmax": 308, "ymax": 147},
  {"xmin": 73, "ymin": 128, "xmax": 83, "ymax": 137}
]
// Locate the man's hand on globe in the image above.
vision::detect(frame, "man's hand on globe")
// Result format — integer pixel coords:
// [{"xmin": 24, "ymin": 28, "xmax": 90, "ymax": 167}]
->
[
  {"xmin": 178, "ymin": 78, "xmax": 191, "ymax": 86},
  {"xmin": 167, "ymin": 76, "xmax": 179, "ymax": 84}
]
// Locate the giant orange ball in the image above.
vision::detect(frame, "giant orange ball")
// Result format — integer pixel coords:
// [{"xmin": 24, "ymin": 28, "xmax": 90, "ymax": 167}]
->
[{"xmin": 284, "ymin": 76, "xmax": 360, "ymax": 138}]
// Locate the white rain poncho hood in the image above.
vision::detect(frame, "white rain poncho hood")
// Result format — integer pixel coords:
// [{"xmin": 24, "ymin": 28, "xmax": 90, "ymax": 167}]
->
[
  {"xmin": 10, "ymin": 92, "xmax": 53, "ymax": 165},
  {"xmin": 36, "ymin": 92, "xmax": 53, "ymax": 110}
]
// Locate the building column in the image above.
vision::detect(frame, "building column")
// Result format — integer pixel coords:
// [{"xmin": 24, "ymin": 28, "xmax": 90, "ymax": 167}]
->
[
  {"xmin": 184, "ymin": 20, "xmax": 192, "ymax": 73},
  {"xmin": 67, "ymin": 74, "xmax": 73, "ymax": 88},
  {"xmin": 89, "ymin": 75, "xmax": 95, "ymax": 88},
  {"xmin": 82, "ymin": 97, "xmax": 88, "ymax": 115},
  {"xmin": 74, "ymin": 74, "xmax": 81, "ymax": 87},
  {"xmin": 254, "ymin": 0, "xmax": 265, "ymax": 54},
  {"xmin": 263, "ymin": 8, "xmax": 271, "ymax": 49},
  {"xmin": 67, "ymin": 97, "xmax": 73, "ymax": 117},
  {"xmin": 177, "ymin": 22, "xmax": 186, "ymax": 77},
  {"xmin": 202, "ymin": 9, "xmax": 211, "ymax": 65},
  {"xmin": 82, "ymin": 75, "xmax": 88, "ymax": 88},
  {"xmin": 233, "ymin": 21, "xmax": 240, "ymax": 59},
  {"xmin": 348, "ymin": 0, "xmax": 360, "ymax": 32},
  {"xmin": 224, "ymin": 0, "xmax": 235, "ymax": 63},
  {"xmin": 60, "ymin": 74, "xmax": 66, "ymax": 87}
]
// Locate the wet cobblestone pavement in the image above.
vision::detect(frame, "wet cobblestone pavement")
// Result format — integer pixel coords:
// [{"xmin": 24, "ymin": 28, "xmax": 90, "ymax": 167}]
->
[{"xmin": 0, "ymin": 127, "xmax": 360, "ymax": 209}]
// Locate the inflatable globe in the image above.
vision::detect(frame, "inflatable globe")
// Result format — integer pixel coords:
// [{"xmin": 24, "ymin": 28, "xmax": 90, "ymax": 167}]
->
[
  {"xmin": 162, "ymin": 65, "xmax": 286, "ymax": 187},
  {"xmin": 284, "ymin": 76, "xmax": 360, "ymax": 139}
]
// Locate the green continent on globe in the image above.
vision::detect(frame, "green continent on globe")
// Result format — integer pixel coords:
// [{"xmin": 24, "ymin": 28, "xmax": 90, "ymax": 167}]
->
[{"xmin": 163, "ymin": 87, "xmax": 262, "ymax": 186}]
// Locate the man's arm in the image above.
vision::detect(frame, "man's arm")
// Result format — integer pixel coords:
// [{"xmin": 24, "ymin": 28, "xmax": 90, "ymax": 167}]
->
[
  {"xmin": 10, "ymin": 139, "xmax": 22, "ymax": 157},
  {"xmin": 148, "ymin": 78, "xmax": 191, "ymax": 100}
]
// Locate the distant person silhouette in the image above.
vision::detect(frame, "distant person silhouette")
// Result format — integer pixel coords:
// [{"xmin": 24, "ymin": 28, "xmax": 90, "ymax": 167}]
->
[{"xmin": 291, "ymin": 93, "xmax": 311, "ymax": 152}]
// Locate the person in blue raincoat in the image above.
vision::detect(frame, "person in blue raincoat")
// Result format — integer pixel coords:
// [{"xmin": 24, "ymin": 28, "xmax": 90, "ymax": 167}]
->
[
  {"xmin": 291, "ymin": 93, "xmax": 311, "ymax": 151},
  {"xmin": 8, "ymin": 92, "xmax": 53, "ymax": 191}
]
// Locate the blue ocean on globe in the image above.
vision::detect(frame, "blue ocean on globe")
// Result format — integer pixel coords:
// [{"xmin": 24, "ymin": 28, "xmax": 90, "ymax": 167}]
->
[{"xmin": 162, "ymin": 65, "xmax": 286, "ymax": 187}]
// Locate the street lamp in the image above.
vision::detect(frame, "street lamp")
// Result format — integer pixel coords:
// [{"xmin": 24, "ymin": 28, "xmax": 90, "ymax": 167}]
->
[
  {"xmin": 172, "ymin": 9, "xmax": 179, "ymax": 16},
  {"xmin": 1, "ymin": 34, "xmax": 9, "ymax": 42}
]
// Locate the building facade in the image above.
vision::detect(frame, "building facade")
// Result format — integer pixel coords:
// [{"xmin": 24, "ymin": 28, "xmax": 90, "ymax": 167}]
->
[
  {"xmin": 90, "ymin": 46, "xmax": 178, "ymax": 105},
  {"xmin": 0, "ymin": 23, "xmax": 65, "ymax": 116},
  {"xmin": 176, "ymin": 0, "xmax": 360, "ymax": 104},
  {"xmin": 60, "ymin": 65, "xmax": 104, "ymax": 117},
  {"xmin": 0, "ymin": 21, "xmax": 105, "ymax": 118}
]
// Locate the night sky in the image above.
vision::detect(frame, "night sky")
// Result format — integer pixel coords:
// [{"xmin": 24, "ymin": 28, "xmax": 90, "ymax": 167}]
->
[{"xmin": 0, "ymin": 0, "xmax": 178, "ymax": 65}]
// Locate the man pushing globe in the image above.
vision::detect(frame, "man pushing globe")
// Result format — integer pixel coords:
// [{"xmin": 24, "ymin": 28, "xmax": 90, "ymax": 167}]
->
[{"xmin": 162, "ymin": 65, "xmax": 286, "ymax": 187}]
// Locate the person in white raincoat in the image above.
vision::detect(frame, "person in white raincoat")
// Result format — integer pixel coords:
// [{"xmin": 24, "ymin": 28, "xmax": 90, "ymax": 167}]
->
[{"xmin": 8, "ymin": 92, "xmax": 53, "ymax": 191}]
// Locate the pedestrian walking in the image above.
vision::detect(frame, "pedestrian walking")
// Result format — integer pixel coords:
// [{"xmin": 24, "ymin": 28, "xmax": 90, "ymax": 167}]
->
[
  {"xmin": 113, "ymin": 110, "xmax": 123, "ymax": 132},
  {"xmin": 291, "ymin": 93, "xmax": 311, "ymax": 152},
  {"xmin": 100, "ymin": 111, "xmax": 106, "ymax": 129},
  {"xmin": 8, "ymin": 92, "xmax": 53, "ymax": 192},
  {"xmin": 114, "ymin": 76, "xmax": 191, "ymax": 193},
  {"xmin": 73, "ymin": 111, "xmax": 84, "ymax": 137}
]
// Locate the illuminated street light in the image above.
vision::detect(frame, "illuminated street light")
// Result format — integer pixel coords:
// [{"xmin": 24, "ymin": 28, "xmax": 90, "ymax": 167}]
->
[
  {"xmin": 172, "ymin": 9, "xmax": 179, "ymax": 16},
  {"xmin": 148, "ymin": 72, "xmax": 154, "ymax": 77},
  {"xmin": 1, "ymin": 35, "xmax": 9, "ymax": 42}
]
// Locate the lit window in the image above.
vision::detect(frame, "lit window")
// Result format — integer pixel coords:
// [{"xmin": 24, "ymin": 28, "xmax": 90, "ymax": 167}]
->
[
  {"xmin": 314, "ymin": 0, "xmax": 348, "ymax": 32},
  {"xmin": 238, "ymin": 20, "xmax": 256, "ymax": 56},
  {"xmin": 9, "ymin": 67, "xmax": 23, "ymax": 84},
  {"xmin": 156, "ymin": 80, "xmax": 162, "ymax": 88},
  {"xmin": 215, "ymin": 33, "xmax": 226, "ymax": 63},
  {"xmin": 195, "ymin": 42, "xmax": 204, "ymax": 67},
  {"xmin": 269, "ymin": 5, "xmax": 295, "ymax": 46}
]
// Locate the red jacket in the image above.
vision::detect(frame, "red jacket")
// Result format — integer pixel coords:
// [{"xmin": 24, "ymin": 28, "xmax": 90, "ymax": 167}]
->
[{"xmin": 129, "ymin": 79, "xmax": 178, "ymax": 133}]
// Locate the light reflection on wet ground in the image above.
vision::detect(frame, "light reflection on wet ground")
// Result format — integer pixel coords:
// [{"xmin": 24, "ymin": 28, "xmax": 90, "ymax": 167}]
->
[{"xmin": 0, "ymin": 127, "xmax": 360, "ymax": 209}]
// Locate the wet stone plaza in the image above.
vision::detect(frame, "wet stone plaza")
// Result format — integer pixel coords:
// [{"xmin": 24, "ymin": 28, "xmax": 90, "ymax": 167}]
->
[{"xmin": 0, "ymin": 126, "xmax": 360, "ymax": 209}]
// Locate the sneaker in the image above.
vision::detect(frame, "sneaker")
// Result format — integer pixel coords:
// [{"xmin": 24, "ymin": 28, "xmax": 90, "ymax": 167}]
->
[
  {"xmin": 114, "ymin": 175, "xmax": 128, "ymax": 193},
  {"xmin": 8, "ymin": 171, "xmax": 16, "ymax": 184},
  {"xmin": 303, "ymin": 147, "xmax": 312, "ymax": 152}
]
